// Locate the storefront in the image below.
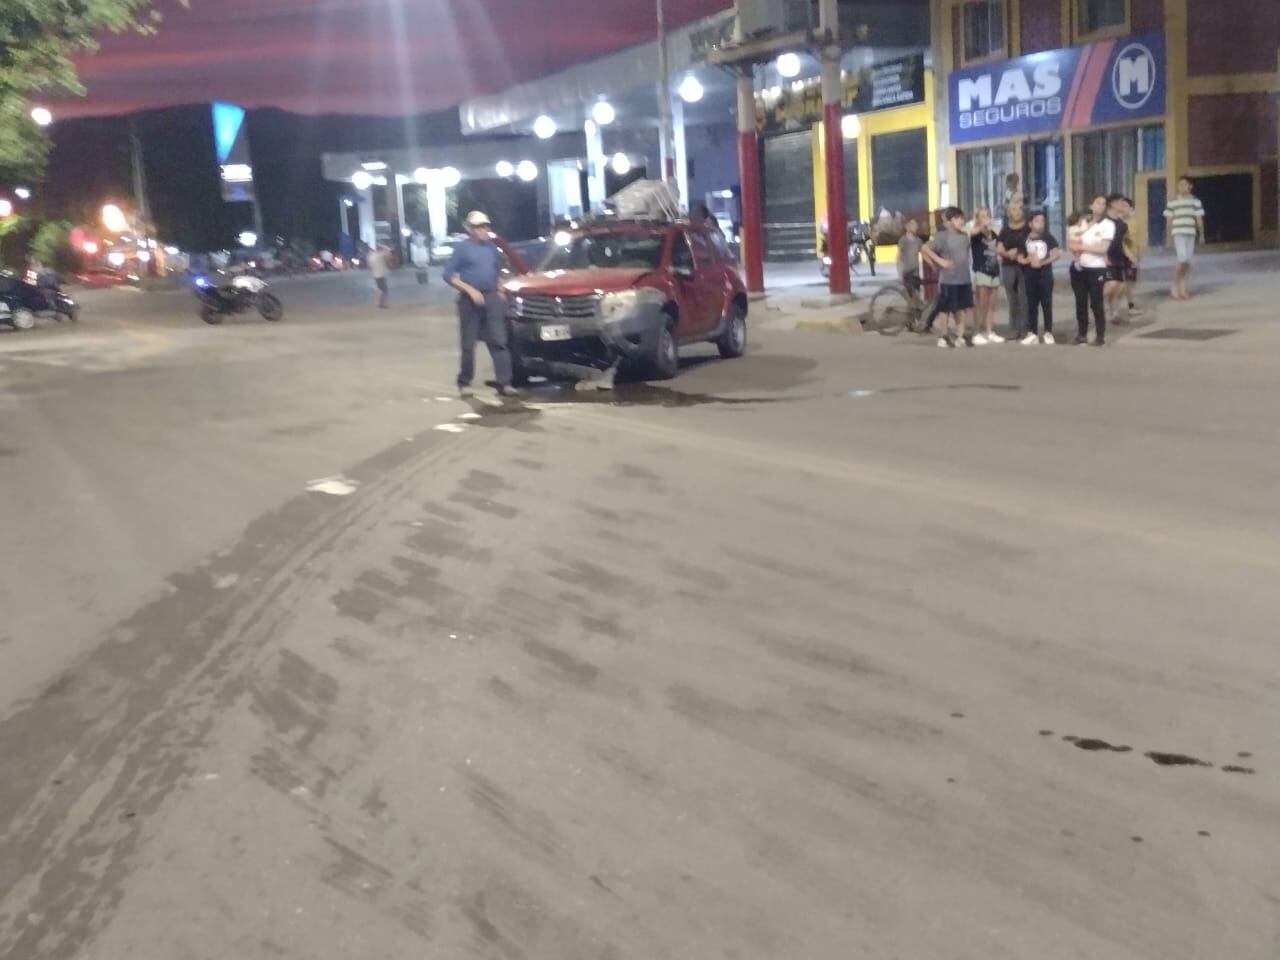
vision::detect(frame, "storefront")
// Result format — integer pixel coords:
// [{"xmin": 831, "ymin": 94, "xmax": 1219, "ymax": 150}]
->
[{"xmin": 756, "ymin": 52, "xmax": 939, "ymax": 260}]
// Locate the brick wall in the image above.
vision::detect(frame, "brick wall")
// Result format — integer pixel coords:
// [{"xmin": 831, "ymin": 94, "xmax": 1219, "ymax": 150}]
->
[
  {"xmin": 1187, "ymin": 0, "xmax": 1280, "ymax": 75},
  {"xmin": 1188, "ymin": 93, "xmax": 1279, "ymax": 166},
  {"xmin": 1020, "ymin": 0, "xmax": 1063, "ymax": 53},
  {"xmin": 1131, "ymin": 0, "xmax": 1164, "ymax": 33}
]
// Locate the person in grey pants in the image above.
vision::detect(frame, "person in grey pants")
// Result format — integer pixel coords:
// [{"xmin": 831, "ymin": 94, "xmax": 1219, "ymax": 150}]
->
[
  {"xmin": 997, "ymin": 202, "xmax": 1029, "ymax": 340},
  {"xmin": 443, "ymin": 210, "xmax": 517, "ymax": 397}
]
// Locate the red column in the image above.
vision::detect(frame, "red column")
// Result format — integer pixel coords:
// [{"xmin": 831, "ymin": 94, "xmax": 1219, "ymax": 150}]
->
[
  {"xmin": 821, "ymin": 69, "xmax": 849, "ymax": 294},
  {"xmin": 737, "ymin": 71, "xmax": 765, "ymax": 294}
]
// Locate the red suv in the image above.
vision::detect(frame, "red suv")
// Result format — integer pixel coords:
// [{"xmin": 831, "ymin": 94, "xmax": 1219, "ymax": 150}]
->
[{"xmin": 504, "ymin": 220, "xmax": 748, "ymax": 381}]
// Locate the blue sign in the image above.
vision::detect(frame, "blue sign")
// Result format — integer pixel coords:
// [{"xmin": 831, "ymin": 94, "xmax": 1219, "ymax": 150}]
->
[
  {"xmin": 949, "ymin": 31, "xmax": 1166, "ymax": 144},
  {"xmin": 212, "ymin": 102, "xmax": 246, "ymax": 164},
  {"xmin": 211, "ymin": 102, "xmax": 255, "ymax": 203}
]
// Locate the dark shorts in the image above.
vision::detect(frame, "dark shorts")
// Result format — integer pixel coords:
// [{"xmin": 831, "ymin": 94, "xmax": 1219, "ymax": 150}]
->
[
  {"xmin": 936, "ymin": 283, "xmax": 974, "ymax": 315},
  {"xmin": 901, "ymin": 271, "xmax": 922, "ymax": 295},
  {"xmin": 375, "ymin": 277, "xmax": 389, "ymax": 294}
]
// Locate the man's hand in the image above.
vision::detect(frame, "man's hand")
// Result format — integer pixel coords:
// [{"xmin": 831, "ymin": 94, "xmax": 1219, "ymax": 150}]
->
[
  {"xmin": 469, "ymin": 288, "xmax": 486, "ymax": 307},
  {"xmin": 938, "ymin": 258, "xmax": 954, "ymax": 270}
]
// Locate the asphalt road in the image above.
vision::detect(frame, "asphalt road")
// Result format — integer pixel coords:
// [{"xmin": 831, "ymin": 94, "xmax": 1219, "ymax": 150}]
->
[{"xmin": 2, "ymin": 269, "xmax": 1278, "ymax": 960}]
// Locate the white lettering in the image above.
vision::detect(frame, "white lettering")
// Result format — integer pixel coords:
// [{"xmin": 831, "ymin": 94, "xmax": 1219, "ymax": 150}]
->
[
  {"xmin": 958, "ymin": 76, "xmax": 993, "ymax": 111},
  {"xmin": 1032, "ymin": 64, "xmax": 1062, "ymax": 98},
  {"xmin": 994, "ymin": 70, "xmax": 1033, "ymax": 106},
  {"xmin": 1116, "ymin": 56, "xmax": 1151, "ymax": 97}
]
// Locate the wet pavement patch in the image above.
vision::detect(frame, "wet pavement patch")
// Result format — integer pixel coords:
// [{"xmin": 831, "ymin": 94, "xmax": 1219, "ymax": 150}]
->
[
  {"xmin": 1145, "ymin": 752, "xmax": 1213, "ymax": 768},
  {"xmin": 1138, "ymin": 328, "xmax": 1237, "ymax": 341},
  {"xmin": 1221, "ymin": 765, "xmax": 1256, "ymax": 775},
  {"xmin": 1056, "ymin": 733, "xmax": 1259, "ymax": 775},
  {"xmin": 1071, "ymin": 738, "xmax": 1133, "ymax": 753}
]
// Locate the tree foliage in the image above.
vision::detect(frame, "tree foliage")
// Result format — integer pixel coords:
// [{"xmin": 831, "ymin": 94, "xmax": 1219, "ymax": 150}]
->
[{"xmin": 0, "ymin": 0, "xmax": 166, "ymax": 181}]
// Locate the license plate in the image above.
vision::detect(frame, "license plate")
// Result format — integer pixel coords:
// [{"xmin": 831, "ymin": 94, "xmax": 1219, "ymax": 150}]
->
[{"xmin": 540, "ymin": 324, "xmax": 571, "ymax": 342}]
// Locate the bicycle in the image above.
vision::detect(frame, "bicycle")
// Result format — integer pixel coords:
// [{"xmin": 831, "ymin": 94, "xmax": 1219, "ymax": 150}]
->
[{"xmin": 864, "ymin": 280, "xmax": 938, "ymax": 336}]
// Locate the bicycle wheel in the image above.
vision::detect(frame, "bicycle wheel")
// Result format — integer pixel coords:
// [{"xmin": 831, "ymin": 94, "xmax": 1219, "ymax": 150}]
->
[{"xmin": 866, "ymin": 285, "xmax": 914, "ymax": 336}]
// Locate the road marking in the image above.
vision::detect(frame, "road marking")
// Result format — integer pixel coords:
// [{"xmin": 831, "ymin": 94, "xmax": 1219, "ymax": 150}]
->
[
  {"xmin": 305, "ymin": 475, "xmax": 360, "ymax": 496},
  {"xmin": 434, "ymin": 423, "xmax": 467, "ymax": 434},
  {"xmin": 457, "ymin": 412, "xmax": 482, "ymax": 421}
]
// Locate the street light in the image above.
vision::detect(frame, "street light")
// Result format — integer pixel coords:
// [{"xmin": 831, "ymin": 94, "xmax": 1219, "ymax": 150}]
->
[
  {"xmin": 351, "ymin": 170, "xmax": 374, "ymax": 191},
  {"xmin": 516, "ymin": 160, "xmax": 538, "ymax": 182},
  {"xmin": 238, "ymin": 231, "xmax": 258, "ymax": 248},
  {"xmin": 30, "ymin": 106, "xmax": 53, "ymax": 127},
  {"xmin": 679, "ymin": 75, "xmax": 705, "ymax": 104},
  {"xmin": 496, "ymin": 160, "xmax": 515, "ymax": 178},
  {"xmin": 533, "ymin": 115, "xmax": 557, "ymax": 140},
  {"xmin": 14, "ymin": 187, "xmax": 31, "ymax": 200},
  {"xmin": 592, "ymin": 100, "xmax": 616, "ymax": 126},
  {"xmin": 777, "ymin": 53, "xmax": 802, "ymax": 78},
  {"xmin": 102, "ymin": 203, "xmax": 129, "ymax": 233}
]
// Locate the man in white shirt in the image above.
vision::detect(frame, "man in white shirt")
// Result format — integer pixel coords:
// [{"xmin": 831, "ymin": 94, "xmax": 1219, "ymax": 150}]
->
[{"xmin": 1074, "ymin": 194, "xmax": 1115, "ymax": 345}]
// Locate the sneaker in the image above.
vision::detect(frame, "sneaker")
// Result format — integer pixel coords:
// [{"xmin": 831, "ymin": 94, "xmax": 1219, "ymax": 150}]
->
[
  {"xmin": 972, "ymin": 333, "xmax": 988, "ymax": 346},
  {"xmin": 986, "ymin": 332, "xmax": 1005, "ymax": 344},
  {"xmin": 458, "ymin": 384, "xmax": 475, "ymax": 398},
  {"xmin": 1075, "ymin": 336, "xmax": 1088, "ymax": 346},
  {"xmin": 945, "ymin": 335, "xmax": 958, "ymax": 349},
  {"xmin": 1043, "ymin": 331, "xmax": 1056, "ymax": 345},
  {"xmin": 937, "ymin": 337, "xmax": 949, "ymax": 348},
  {"xmin": 496, "ymin": 384, "xmax": 521, "ymax": 398},
  {"xmin": 963, "ymin": 334, "xmax": 975, "ymax": 347},
  {"xmin": 1021, "ymin": 333, "xmax": 1039, "ymax": 345},
  {"xmin": 1093, "ymin": 339, "xmax": 1107, "ymax": 347}
]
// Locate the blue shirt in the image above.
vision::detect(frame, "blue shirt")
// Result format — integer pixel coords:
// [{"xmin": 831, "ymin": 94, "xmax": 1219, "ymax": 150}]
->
[{"xmin": 443, "ymin": 238, "xmax": 503, "ymax": 293}]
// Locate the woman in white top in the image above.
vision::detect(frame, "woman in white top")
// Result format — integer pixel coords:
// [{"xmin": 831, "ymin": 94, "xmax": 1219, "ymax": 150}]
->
[{"xmin": 1070, "ymin": 194, "xmax": 1112, "ymax": 346}]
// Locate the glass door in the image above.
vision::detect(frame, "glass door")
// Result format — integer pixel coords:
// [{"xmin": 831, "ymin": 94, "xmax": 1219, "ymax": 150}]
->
[
  {"xmin": 1023, "ymin": 138, "xmax": 1065, "ymax": 240},
  {"xmin": 957, "ymin": 144, "xmax": 1016, "ymax": 225}
]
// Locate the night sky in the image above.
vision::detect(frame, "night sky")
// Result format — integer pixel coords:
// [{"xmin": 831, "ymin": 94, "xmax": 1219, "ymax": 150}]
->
[{"xmin": 60, "ymin": 0, "xmax": 730, "ymax": 118}]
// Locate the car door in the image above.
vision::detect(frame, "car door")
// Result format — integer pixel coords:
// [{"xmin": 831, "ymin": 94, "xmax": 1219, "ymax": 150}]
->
[
  {"xmin": 668, "ymin": 231, "xmax": 703, "ymax": 339},
  {"xmin": 687, "ymin": 230, "xmax": 724, "ymax": 334}
]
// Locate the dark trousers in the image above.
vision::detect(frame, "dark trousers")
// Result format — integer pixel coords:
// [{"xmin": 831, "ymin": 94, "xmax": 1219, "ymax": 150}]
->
[
  {"xmin": 1071, "ymin": 267, "xmax": 1107, "ymax": 341},
  {"xmin": 1024, "ymin": 268, "xmax": 1054, "ymax": 335},
  {"xmin": 1001, "ymin": 262, "xmax": 1027, "ymax": 337},
  {"xmin": 458, "ymin": 292, "xmax": 513, "ymax": 387}
]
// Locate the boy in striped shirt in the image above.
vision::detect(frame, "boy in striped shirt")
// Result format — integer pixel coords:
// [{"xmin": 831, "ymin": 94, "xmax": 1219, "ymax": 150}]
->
[{"xmin": 1163, "ymin": 177, "xmax": 1206, "ymax": 301}]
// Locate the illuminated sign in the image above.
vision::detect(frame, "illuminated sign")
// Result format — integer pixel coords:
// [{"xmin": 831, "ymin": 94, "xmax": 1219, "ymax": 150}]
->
[{"xmin": 212, "ymin": 102, "xmax": 256, "ymax": 202}]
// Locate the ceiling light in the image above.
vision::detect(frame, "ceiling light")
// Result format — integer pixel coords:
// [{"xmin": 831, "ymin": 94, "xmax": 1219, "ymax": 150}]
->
[
  {"xmin": 351, "ymin": 170, "xmax": 374, "ymax": 191},
  {"xmin": 842, "ymin": 114, "xmax": 861, "ymax": 139},
  {"xmin": 516, "ymin": 161, "xmax": 539, "ymax": 182},
  {"xmin": 592, "ymin": 100, "xmax": 616, "ymax": 126},
  {"xmin": 534, "ymin": 115, "xmax": 557, "ymax": 139},
  {"xmin": 496, "ymin": 160, "xmax": 515, "ymax": 178},
  {"xmin": 439, "ymin": 167, "xmax": 462, "ymax": 188},
  {"xmin": 611, "ymin": 153, "xmax": 632, "ymax": 176},
  {"xmin": 361, "ymin": 160, "xmax": 388, "ymax": 171},
  {"xmin": 777, "ymin": 53, "xmax": 802, "ymax": 78},
  {"xmin": 678, "ymin": 76, "xmax": 705, "ymax": 104}
]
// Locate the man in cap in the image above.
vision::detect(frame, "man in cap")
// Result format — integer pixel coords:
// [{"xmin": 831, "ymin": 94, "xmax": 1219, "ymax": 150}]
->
[{"xmin": 443, "ymin": 211, "xmax": 517, "ymax": 398}]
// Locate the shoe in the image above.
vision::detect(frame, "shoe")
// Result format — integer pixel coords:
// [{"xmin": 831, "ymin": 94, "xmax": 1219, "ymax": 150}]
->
[
  {"xmin": 937, "ymin": 337, "xmax": 949, "ymax": 348},
  {"xmin": 1021, "ymin": 333, "xmax": 1039, "ymax": 345},
  {"xmin": 972, "ymin": 333, "xmax": 988, "ymax": 346},
  {"xmin": 986, "ymin": 332, "xmax": 1005, "ymax": 344},
  {"xmin": 1075, "ymin": 336, "xmax": 1088, "ymax": 346},
  {"xmin": 945, "ymin": 335, "xmax": 958, "ymax": 349},
  {"xmin": 963, "ymin": 335, "xmax": 974, "ymax": 347},
  {"xmin": 1043, "ymin": 332, "xmax": 1056, "ymax": 345},
  {"xmin": 1093, "ymin": 339, "xmax": 1107, "ymax": 347},
  {"xmin": 496, "ymin": 384, "xmax": 521, "ymax": 398},
  {"xmin": 458, "ymin": 384, "xmax": 475, "ymax": 398}
]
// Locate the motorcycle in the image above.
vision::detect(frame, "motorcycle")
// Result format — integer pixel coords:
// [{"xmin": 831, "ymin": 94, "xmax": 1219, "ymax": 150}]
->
[
  {"xmin": 819, "ymin": 219, "xmax": 877, "ymax": 278},
  {"xmin": 193, "ymin": 273, "xmax": 284, "ymax": 325},
  {"xmin": 0, "ymin": 271, "xmax": 79, "ymax": 330}
]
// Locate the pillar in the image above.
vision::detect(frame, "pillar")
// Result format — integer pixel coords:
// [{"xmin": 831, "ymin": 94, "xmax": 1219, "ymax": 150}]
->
[
  {"xmin": 394, "ymin": 175, "xmax": 408, "ymax": 258},
  {"xmin": 426, "ymin": 178, "xmax": 448, "ymax": 246},
  {"xmin": 585, "ymin": 119, "xmax": 607, "ymax": 211},
  {"xmin": 819, "ymin": 0, "xmax": 849, "ymax": 296},
  {"xmin": 672, "ymin": 96, "xmax": 691, "ymax": 212},
  {"xmin": 736, "ymin": 69, "xmax": 765, "ymax": 294},
  {"xmin": 357, "ymin": 189, "xmax": 376, "ymax": 250}
]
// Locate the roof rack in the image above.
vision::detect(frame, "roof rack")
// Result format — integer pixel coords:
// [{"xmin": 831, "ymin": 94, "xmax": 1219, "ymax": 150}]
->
[{"xmin": 605, "ymin": 179, "xmax": 682, "ymax": 223}]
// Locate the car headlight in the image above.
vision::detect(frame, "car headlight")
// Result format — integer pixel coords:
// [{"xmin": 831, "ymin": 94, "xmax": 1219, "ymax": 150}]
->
[{"xmin": 599, "ymin": 290, "xmax": 638, "ymax": 324}]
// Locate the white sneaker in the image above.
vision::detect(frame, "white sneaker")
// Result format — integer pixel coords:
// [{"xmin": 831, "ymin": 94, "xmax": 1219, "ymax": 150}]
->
[
  {"xmin": 1021, "ymin": 333, "xmax": 1039, "ymax": 345},
  {"xmin": 1042, "ymin": 331, "xmax": 1056, "ymax": 345},
  {"xmin": 986, "ymin": 332, "xmax": 1005, "ymax": 343},
  {"xmin": 972, "ymin": 333, "xmax": 988, "ymax": 346},
  {"xmin": 937, "ymin": 337, "xmax": 949, "ymax": 348}
]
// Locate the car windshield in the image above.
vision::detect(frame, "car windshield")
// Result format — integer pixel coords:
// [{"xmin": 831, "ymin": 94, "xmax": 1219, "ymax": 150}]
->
[{"xmin": 539, "ymin": 232, "xmax": 665, "ymax": 272}]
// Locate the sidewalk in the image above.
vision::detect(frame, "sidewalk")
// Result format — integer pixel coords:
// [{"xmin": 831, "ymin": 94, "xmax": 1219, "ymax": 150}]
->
[{"xmin": 755, "ymin": 249, "xmax": 1280, "ymax": 344}]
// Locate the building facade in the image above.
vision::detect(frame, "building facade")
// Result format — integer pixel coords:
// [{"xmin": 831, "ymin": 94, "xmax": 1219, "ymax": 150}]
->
[{"xmin": 937, "ymin": 0, "xmax": 1280, "ymax": 248}]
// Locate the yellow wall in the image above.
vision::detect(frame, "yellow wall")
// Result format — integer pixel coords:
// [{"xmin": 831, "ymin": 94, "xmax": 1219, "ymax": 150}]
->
[{"xmin": 812, "ymin": 69, "xmax": 940, "ymax": 256}]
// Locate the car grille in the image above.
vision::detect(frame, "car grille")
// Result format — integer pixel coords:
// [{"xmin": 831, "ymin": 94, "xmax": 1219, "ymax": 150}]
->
[{"xmin": 513, "ymin": 293, "xmax": 599, "ymax": 323}]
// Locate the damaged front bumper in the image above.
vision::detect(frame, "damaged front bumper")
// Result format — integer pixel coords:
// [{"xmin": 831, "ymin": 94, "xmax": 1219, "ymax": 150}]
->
[{"xmin": 509, "ymin": 288, "xmax": 667, "ymax": 380}]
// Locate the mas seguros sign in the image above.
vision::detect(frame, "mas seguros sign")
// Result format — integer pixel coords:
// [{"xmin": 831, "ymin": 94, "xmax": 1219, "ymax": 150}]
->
[{"xmin": 949, "ymin": 31, "xmax": 1165, "ymax": 144}]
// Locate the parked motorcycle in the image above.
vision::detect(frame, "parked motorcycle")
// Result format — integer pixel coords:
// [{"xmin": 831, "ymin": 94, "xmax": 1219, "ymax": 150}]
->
[
  {"xmin": 193, "ymin": 273, "xmax": 284, "ymax": 325},
  {"xmin": 0, "ymin": 271, "xmax": 79, "ymax": 330}
]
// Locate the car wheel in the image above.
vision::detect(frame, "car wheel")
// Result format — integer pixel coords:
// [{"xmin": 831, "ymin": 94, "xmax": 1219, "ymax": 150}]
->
[
  {"xmin": 12, "ymin": 309, "xmax": 35, "ymax": 331},
  {"xmin": 717, "ymin": 302, "xmax": 747, "ymax": 359},
  {"xmin": 649, "ymin": 321, "xmax": 679, "ymax": 380}
]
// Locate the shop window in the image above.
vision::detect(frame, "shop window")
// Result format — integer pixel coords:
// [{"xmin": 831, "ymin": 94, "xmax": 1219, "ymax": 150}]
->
[
  {"xmin": 1071, "ymin": 124, "xmax": 1164, "ymax": 205},
  {"xmin": 871, "ymin": 128, "xmax": 929, "ymax": 239},
  {"xmin": 957, "ymin": 145, "xmax": 1018, "ymax": 225},
  {"xmin": 1076, "ymin": 0, "xmax": 1127, "ymax": 38},
  {"xmin": 961, "ymin": 0, "xmax": 1006, "ymax": 64}
]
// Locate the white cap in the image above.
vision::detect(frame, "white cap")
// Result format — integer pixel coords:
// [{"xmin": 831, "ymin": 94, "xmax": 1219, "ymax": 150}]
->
[{"xmin": 465, "ymin": 210, "xmax": 492, "ymax": 227}]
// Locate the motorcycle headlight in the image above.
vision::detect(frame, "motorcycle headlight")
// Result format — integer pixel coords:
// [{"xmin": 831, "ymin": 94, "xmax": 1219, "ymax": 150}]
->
[{"xmin": 599, "ymin": 290, "xmax": 638, "ymax": 324}]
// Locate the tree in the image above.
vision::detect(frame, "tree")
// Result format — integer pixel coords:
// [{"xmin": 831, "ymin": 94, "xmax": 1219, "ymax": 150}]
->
[
  {"xmin": 0, "ymin": 0, "xmax": 166, "ymax": 183},
  {"xmin": 30, "ymin": 219, "xmax": 77, "ymax": 273}
]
